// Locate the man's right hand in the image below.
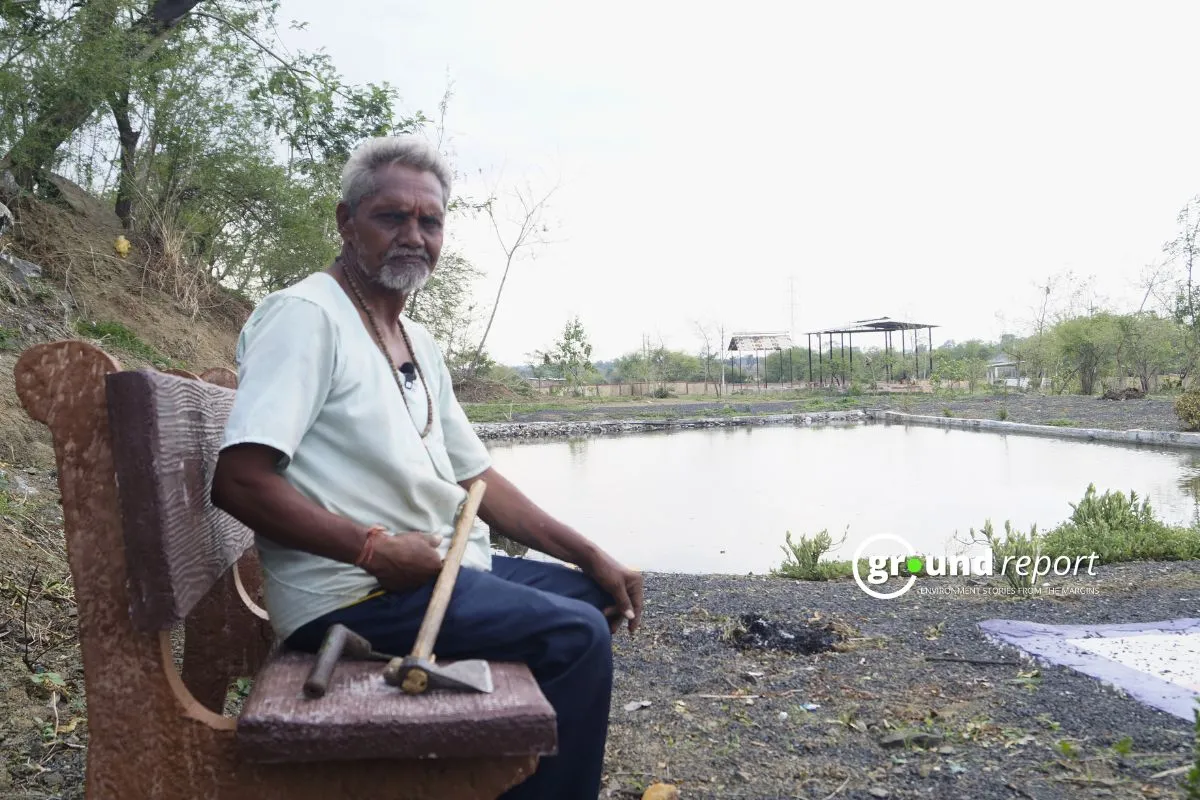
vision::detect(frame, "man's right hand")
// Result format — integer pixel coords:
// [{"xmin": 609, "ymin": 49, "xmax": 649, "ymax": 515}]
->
[{"xmin": 364, "ymin": 531, "xmax": 444, "ymax": 591}]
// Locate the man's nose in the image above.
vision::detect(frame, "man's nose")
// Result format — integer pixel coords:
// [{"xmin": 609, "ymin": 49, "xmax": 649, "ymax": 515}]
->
[{"xmin": 395, "ymin": 217, "xmax": 423, "ymax": 247}]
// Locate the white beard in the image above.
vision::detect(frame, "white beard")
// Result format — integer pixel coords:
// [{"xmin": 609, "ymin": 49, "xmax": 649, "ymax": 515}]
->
[{"xmin": 376, "ymin": 261, "xmax": 432, "ymax": 294}]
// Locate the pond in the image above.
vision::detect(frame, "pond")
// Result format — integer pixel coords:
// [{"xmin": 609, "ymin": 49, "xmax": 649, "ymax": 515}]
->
[{"xmin": 485, "ymin": 422, "xmax": 1200, "ymax": 574}]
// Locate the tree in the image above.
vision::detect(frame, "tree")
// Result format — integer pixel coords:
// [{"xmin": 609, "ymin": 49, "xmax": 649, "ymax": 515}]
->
[
  {"xmin": 469, "ymin": 180, "xmax": 557, "ymax": 374},
  {"xmin": 1166, "ymin": 196, "xmax": 1200, "ymax": 385},
  {"xmin": 1115, "ymin": 313, "xmax": 1180, "ymax": 393},
  {"xmin": 406, "ymin": 249, "xmax": 482, "ymax": 368},
  {"xmin": 533, "ymin": 317, "xmax": 596, "ymax": 395},
  {"xmin": 2, "ymin": 0, "xmax": 205, "ymax": 189},
  {"xmin": 1054, "ymin": 314, "xmax": 1120, "ymax": 395}
]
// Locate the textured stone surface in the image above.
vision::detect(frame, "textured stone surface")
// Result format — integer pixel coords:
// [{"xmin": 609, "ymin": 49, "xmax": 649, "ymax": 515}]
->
[
  {"xmin": 238, "ymin": 655, "xmax": 556, "ymax": 762},
  {"xmin": 14, "ymin": 340, "xmax": 544, "ymax": 799}
]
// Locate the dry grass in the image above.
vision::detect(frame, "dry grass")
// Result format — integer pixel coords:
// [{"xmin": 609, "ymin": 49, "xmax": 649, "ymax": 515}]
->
[{"xmin": 4, "ymin": 191, "xmax": 248, "ymax": 378}]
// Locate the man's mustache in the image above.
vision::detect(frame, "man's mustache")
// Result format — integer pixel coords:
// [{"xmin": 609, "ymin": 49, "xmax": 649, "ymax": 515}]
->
[{"xmin": 385, "ymin": 249, "xmax": 429, "ymax": 265}]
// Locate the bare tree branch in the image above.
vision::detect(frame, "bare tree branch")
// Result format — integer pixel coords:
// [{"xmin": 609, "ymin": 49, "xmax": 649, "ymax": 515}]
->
[{"xmin": 469, "ymin": 180, "xmax": 559, "ymax": 372}]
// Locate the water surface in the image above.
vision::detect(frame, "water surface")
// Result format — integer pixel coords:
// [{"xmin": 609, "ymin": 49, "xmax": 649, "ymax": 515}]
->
[{"xmin": 485, "ymin": 423, "xmax": 1200, "ymax": 574}]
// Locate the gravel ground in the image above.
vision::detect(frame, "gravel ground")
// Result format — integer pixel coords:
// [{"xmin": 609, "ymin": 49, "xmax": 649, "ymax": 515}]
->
[
  {"xmin": 604, "ymin": 561, "xmax": 1200, "ymax": 800},
  {"xmin": 508, "ymin": 394, "xmax": 1183, "ymax": 433},
  {"xmin": 2, "ymin": 562, "xmax": 1198, "ymax": 799}
]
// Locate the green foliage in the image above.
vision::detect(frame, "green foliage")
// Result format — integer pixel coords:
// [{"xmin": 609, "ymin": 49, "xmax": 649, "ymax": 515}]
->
[
  {"xmin": 1176, "ymin": 391, "xmax": 1200, "ymax": 431},
  {"xmin": 0, "ymin": 0, "xmax": 437, "ymax": 312},
  {"xmin": 1054, "ymin": 314, "xmax": 1121, "ymax": 395},
  {"xmin": 997, "ymin": 407, "xmax": 1009, "ymax": 421},
  {"xmin": 972, "ymin": 520, "xmax": 1043, "ymax": 590},
  {"xmin": 1056, "ymin": 739, "xmax": 1079, "ymax": 759},
  {"xmin": 0, "ymin": 326, "xmax": 20, "ymax": 350},
  {"xmin": 74, "ymin": 319, "xmax": 180, "ymax": 368},
  {"xmin": 942, "ymin": 407, "xmax": 953, "ymax": 417},
  {"xmin": 971, "ymin": 485, "xmax": 1200, "ymax": 578},
  {"xmin": 772, "ymin": 529, "xmax": 855, "ymax": 581},
  {"xmin": 1044, "ymin": 418, "xmax": 1076, "ymax": 427},
  {"xmin": 407, "ymin": 250, "xmax": 483, "ymax": 364},
  {"xmin": 1050, "ymin": 485, "xmax": 1200, "ymax": 563},
  {"xmin": 532, "ymin": 317, "xmax": 598, "ymax": 395},
  {"xmin": 1111, "ymin": 735, "xmax": 1134, "ymax": 756}
]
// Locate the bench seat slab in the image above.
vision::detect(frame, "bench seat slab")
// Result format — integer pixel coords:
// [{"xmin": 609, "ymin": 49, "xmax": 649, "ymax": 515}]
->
[{"xmin": 237, "ymin": 654, "xmax": 558, "ymax": 763}]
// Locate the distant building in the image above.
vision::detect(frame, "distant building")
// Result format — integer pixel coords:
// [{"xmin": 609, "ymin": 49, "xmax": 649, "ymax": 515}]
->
[{"xmin": 987, "ymin": 353, "xmax": 1026, "ymax": 388}]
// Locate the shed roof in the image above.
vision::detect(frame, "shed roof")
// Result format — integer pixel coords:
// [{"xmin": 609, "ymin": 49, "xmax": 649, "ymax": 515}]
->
[
  {"xmin": 727, "ymin": 332, "xmax": 794, "ymax": 351},
  {"xmin": 805, "ymin": 316, "xmax": 939, "ymax": 335}
]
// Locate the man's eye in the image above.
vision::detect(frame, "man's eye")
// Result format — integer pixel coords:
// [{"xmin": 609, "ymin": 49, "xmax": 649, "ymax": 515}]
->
[{"xmin": 422, "ymin": 217, "xmax": 443, "ymax": 229}]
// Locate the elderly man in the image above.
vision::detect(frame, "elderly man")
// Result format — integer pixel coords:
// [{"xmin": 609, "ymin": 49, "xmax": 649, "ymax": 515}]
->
[{"xmin": 212, "ymin": 135, "xmax": 642, "ymax": 799}]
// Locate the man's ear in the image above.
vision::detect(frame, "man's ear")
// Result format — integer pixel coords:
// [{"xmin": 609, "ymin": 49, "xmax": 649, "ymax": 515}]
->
[{"xmin": 335, "ymin": 202, "xmax": 353, "ymax": 238}]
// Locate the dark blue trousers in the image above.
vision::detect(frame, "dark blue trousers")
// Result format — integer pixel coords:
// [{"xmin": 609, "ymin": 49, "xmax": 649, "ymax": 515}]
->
[{"xmin": 287, "ymin": 557, "xmax": 615, "ymax": 800}]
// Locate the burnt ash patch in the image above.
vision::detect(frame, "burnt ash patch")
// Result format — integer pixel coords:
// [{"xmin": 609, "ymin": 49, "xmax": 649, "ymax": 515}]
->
[{"xmin": 730, "ymin": 613, "xmax": 841, "ymax": 654}]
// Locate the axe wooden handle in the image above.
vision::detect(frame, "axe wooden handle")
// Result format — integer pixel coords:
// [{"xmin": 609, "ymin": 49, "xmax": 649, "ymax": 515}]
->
[{"xmin": 410, "ymin": 480, "xmax": 487, "ymax": 661}]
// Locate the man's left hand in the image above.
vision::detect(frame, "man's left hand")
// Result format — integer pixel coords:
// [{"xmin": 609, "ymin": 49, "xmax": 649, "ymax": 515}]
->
[{"xmin": 586, "ymin": 552, "xmax": 643, "ymax": 635}]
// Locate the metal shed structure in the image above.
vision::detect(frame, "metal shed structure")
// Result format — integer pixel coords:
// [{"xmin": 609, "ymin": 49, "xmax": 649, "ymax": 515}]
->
[
  {"xmin": 805, "ymin": 317, "xmax": 939, "ymax": 387},
  {"xmin": 727, "ymin": 332, "xmax": 795, "ymax": 386}
]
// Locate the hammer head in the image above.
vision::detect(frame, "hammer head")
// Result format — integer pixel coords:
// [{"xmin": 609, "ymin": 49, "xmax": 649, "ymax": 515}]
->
[{"xmin": 384, "ymin": 655, "xmax": 494, "ymax": 695}]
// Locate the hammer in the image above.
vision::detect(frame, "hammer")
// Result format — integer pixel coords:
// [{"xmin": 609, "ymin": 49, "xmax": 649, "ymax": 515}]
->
[
  {"xmin": 383, "ymin": 479, "xmax": 493, "ymax": 695},
  {"xmin": 303, "ymin": 623, "xmax": 393, "ymax": 699}
]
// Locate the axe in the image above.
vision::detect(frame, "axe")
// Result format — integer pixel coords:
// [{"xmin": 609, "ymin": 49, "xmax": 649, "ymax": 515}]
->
[{"xmin": 383, "ymin": 479, "xmax": 493, "ymax": 695}]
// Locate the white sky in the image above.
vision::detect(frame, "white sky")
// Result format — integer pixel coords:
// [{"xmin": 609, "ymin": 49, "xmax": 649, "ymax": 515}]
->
[{"xmin": 280, "ymin": 0, "xmax": 1200, "ymax": 365}]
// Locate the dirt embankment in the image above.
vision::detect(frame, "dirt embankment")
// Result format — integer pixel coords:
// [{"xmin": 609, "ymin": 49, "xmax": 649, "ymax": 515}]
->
[{"xmin": 0, "ymin": 185, "xmax": 248, "ymax": 797}]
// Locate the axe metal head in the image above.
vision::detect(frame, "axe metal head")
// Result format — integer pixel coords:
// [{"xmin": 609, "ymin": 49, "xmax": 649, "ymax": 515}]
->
[{"xmin": 384, "ymin": 655, "xmax": 494, "ymax": 695}]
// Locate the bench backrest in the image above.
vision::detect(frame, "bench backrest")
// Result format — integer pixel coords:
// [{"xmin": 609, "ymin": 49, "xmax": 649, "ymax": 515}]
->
[{"xmin": 105, "ymin": 369, "xmax": 253, "ymax": 631}]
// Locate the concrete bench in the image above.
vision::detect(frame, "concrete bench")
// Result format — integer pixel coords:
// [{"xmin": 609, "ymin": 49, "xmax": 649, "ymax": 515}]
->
[{"xmin": 15, "ymin": 340, "xmax": 557, "ymax": 799}]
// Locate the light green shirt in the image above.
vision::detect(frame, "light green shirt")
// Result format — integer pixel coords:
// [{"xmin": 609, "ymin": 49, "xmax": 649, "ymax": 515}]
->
[{"xmin": 221, "ymin": 272, "xmax": 493, "ymax": 640}]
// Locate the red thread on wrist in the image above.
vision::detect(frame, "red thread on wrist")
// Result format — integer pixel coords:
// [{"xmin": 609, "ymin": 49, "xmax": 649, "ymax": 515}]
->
[{"xmin": 356, "ymin": 525, "xmax": 387, "ymax": 569}]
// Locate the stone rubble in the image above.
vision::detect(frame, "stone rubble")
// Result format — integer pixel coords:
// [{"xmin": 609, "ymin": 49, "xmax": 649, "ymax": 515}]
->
[{"xmin": 473, "ymin": 410, "xmax": 868, "ymax": 440}]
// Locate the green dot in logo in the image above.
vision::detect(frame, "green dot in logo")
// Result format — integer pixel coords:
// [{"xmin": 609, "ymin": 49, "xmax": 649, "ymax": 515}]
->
[{"xmin": 906, "ymin": 556, "xmax": 924, "ymax": 574}]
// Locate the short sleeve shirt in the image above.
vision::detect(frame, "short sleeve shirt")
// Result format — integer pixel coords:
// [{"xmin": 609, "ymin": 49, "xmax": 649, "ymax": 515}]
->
[{"xmin": 221, "ymin": 272, "xmax": 493, "ymax": 640}]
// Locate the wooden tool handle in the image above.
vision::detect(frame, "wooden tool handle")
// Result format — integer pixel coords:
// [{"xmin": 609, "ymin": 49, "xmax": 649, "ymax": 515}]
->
[
  {"xmin": 304, "ymin": 623, "xmax": 350, "ymax": 699},
  {"xmin": 410, "ymin": 480, "xmax": 486, "ymax": 661}
]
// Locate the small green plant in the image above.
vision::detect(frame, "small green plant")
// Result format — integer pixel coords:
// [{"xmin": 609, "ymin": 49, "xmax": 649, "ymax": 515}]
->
[
  {"xmin": 29, "ymin": 671, "xmax": 68, "ymax": 696},
  {"xmin": 1044, "ymin": 418, "xmax": 1077, "ymax": 427},
  {"xmin": 772, "ymin": 529, "xmax": 854, "ymax": 581},
  {"xmin": 1056, "ymin": 739, "xmax": 1079, "ymax": 759},
  {"xmin": 997, "ymin": 407, "xmax": 1009, "ymax": 421},
  {"xmin": 971, "ymin": 520, "xmax": 1042, "ymax": 590},
  {"xmin": 1111, "ymin": 735, "xmax": 1134, "ymax": 756},
  {"xmin": 1176, "ymin": 391, "xmax": 1200, "ymax": 432},
  {"xmin": 942, "ymin": 407, "xmax": 954, "ymax": 417},
  {"xmin": 651, "ymin": 387, "xmax": 672, "ymax": 399},
  {"xmin": 74, "ymin": 320, "xmax": 182, "ymax": 368},
  {"xmin": 0, "ymin": 326, "xmax": 20, "ymax": 350}
]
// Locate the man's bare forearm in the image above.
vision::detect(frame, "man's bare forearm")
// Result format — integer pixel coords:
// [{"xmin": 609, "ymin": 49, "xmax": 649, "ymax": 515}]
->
[
  {"xmin": 464, "ymin": 467, "xmax": 600, "ymax": 568},
  {"xmin": 212, "ymin": 445, "xmax": 367, "ymax": 564}
]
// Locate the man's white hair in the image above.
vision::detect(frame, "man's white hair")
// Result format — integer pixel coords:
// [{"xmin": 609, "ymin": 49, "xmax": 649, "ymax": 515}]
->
[{"xmin": 340, "ymin": 136, "xmax": 452, "ymax": 212}]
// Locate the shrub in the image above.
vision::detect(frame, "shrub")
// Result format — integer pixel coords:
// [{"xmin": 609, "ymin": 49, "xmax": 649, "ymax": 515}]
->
[
  {"xmin": 773, "ymin": 529, "xmax": 853, "ymax": 581},
  {"xmin": 971, "ymin": 520, "xmax": 1043, "ymax": 590},
  {"xmin": 651, "ymin": 387, "xmax": 672, "ymax": 399},
  {"xmin": 969, "ymin": 485, "xmax": 1200, "ymax": 580},
  {"xmin": 1176, "ymin": 391, "xmax": 1200, "ymax": 431},
  {"xmin": 997, "ymin": 407, "xmax": 1009, "ymax": 421},
  {"xmin": 1048, "ymin": 485, "xmax": 1200, "ymax": 563},
  {"xmin": 942, "ymin": 407, "xmax": 954, "ymax": 417}
]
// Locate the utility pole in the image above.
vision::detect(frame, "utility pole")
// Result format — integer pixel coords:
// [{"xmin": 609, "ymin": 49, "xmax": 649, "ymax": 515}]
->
[{"xmin": 789, "ymin": 275, "xmax": 796, "ymax": 344}]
